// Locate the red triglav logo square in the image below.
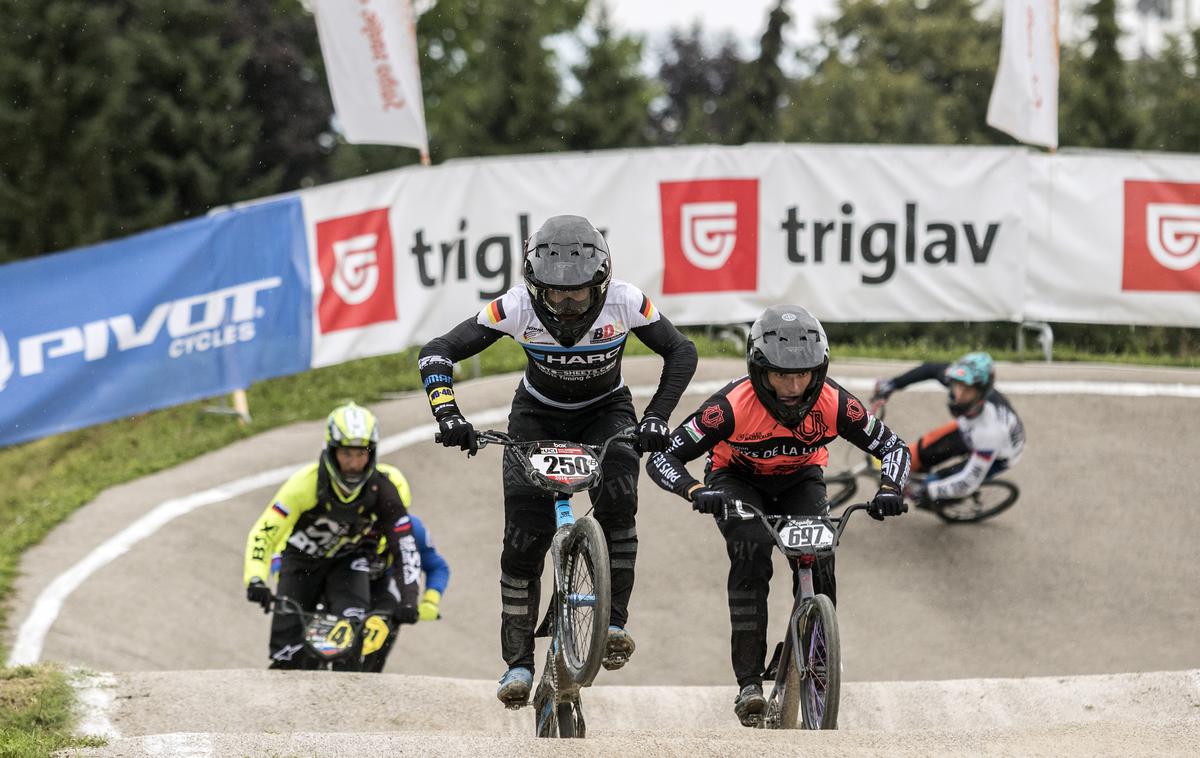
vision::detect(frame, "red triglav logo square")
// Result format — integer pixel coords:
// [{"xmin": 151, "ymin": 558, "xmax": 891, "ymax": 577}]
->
[
  {"xmin": 315, "ymin": 208, "xmax": 398, "ymax": 333},
  {"xmin": 1122, "ymin": 180, "xmax": 1200, "ymax": 292},
  {"xmin": 660, "ymin": 178, "xmax": 759, "ymax": 293}
]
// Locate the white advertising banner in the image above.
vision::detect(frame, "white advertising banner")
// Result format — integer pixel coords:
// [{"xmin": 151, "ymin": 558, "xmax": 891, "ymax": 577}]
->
[
  {"xmin": 298, "ymin": 144, "xmax": 1031, "ymax": 368},
  {"xmin": 987, "ymin": 0, "xmax": 1059, "ymax": 148},
  {"xmin": 313, "ymin": 0, "xmax": 428, "ymax": 150},
  {"xmin": 1025, "ymin": 150, "xmax": 1200, "ymax": 326}
]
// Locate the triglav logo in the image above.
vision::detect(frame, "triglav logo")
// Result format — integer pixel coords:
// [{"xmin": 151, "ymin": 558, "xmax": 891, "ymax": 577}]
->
[
  {"xmin": 680, "ymin": 202, "xmax": 738, "ymax": 270},
  {"xmin": 331, "ymin": 234, "xmax": 381, "ymax": 305},
  {"xmin": 1123, "ymin": 180, "xmax": 1200, "ymax": 292},
  {"xmin": 316, "ymin": 209, "xmax": 397, "ymax": 333},
  {"xmin": 0, "ymin": 332, "xmax": 13, "ymax": 391},
  {"xmin": 660, "ymin": 178, "xmax": 758, "ymax": 293}
]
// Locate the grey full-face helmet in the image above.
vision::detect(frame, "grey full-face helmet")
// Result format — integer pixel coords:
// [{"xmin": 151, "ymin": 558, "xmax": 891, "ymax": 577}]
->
[
  {"xmin": 746, "ymin": 305, "xmax": 830, "ymax": 428},
  {"xmin": 522, "ymin": 215, "xmax": 612, "ymax": 347}
]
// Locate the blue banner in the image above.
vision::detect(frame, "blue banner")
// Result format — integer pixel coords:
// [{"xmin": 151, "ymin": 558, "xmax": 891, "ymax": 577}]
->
[{"xmin": 0, "ymin": 198, "xmax": 311, "ymax": 447}]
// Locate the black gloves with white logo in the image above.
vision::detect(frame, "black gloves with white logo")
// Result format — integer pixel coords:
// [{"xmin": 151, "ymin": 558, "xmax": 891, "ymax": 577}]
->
[
  {"xmin": 689, "ymin": 486, "xmax": 732, "ymax": 516},
  {"xmin": 868, "ymin": 485, "xmax": 907, "ymax": 521},
  {"xmin": 436, "ymin": 413, "xmax": 478, "ymax": 456},
  {"xmin": 635, "ymin": 415, "xmax": 671, "ymax": 453},
  {"xmin": 246, "ymin": 579, "xmax": 273, "ymax": 613}
]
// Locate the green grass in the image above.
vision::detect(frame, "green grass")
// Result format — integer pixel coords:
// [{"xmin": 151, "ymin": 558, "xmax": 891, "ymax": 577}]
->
[
  {"xmin": 0, "ymin": 665, "xmax": 104, "ymax": 757},
  {"xmin": 0, "ymin": 327, "xmax": 1192, "ymax": 746}
]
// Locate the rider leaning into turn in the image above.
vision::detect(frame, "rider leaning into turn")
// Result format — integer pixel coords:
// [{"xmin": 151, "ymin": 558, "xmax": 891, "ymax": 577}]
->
[
  {"xmin": 243, "ymin": 402, "xmax": 421, "ymax": 671},
  {"xmin": 418, "ymin": 214, "xmax": 698, "ymax": 706},
  {"xmin": 872, "ymin": 352, "xmax": 1025, "ymax": 505},
  {"xmin": 645, "ymin": 305, "xmax": 911, "ymax": 727}
]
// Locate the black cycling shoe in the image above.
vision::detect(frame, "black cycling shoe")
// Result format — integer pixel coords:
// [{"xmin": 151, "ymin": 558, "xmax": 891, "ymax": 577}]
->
[{"xmin": 734, "ymin": 683, "xmax": 766, "ymax": 727}]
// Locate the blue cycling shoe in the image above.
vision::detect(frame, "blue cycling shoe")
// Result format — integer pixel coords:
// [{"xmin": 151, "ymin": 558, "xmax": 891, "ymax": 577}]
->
[
  {"xmin": 602, "ymin": 625, "xmax": 636, "ymax": 671},
  {"xmin": 496, "ymin": 666, "xmax": 533, "ymax": 707}
]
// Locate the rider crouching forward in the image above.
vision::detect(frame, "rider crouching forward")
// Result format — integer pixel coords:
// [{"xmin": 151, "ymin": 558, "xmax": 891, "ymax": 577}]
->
[
  {"xmin": 420, "ymin": 215, "xmax": 697, "ymax": 706},
  {"xmin": 243, "ymin": 403, "xmax": 421, "ymax": 670},
  {"xmin": 644, "ymin": 305, "xmax": 910, "ymax": 726}
]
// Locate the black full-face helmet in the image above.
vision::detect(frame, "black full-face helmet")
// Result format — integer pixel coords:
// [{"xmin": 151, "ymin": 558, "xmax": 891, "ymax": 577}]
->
[
  {"xmin": 522, "ymin": 215, "xmax": 612, "ymax": 347},
  {"xmin": 746, "ymin": 305, "xmax": 830, "ymax": 428}
]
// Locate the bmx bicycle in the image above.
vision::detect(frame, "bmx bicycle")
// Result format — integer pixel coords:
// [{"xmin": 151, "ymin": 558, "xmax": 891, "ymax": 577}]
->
[
  {"xmin": 723, "ymin": 500, "xmax": 879, "ymax": 730},
  {"xmin": 824, "ymin": 402, "xmax": 1019, "ymax": 523},
  {"xmin": 463, "ymin": 426, "xmax": 638, "ymax": 738}
]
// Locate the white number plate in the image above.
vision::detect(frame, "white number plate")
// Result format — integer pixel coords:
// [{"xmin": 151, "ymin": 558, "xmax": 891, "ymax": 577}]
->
[
  {"xmin": 529, "ymin": 444, "xmax": 598, "ymax": 485},
  {"xmin": 778, "ymin": 518, "xmax": 834, "ymax": 550}
]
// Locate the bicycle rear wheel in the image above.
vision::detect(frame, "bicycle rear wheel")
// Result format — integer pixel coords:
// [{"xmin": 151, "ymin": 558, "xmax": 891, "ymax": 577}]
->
[
  {"xmin": 797, "ymin": 594, "xmax": 840, "ymax": 730},
  {"xmin": 935, "ymin": 479, "xmax": 1019, "ymax": 523},
  {"xmin": 823, "ymin": 473, "xmax": 858, "ymax": 510},
  {"xmin": 559, "ymin": 516, "xmax": 611, "ymax": 686}
]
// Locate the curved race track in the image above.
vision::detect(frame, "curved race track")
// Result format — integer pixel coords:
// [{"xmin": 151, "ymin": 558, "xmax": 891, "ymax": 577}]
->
[{"xmin": 7, "ymin": 358, "xmax": 1200, "ymax": 756}]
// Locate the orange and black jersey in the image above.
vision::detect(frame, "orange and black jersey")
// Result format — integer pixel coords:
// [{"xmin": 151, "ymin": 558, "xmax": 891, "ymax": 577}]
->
[{"xmin": 646, "ymin": 377, "xmax": 911, "ymax": 496}]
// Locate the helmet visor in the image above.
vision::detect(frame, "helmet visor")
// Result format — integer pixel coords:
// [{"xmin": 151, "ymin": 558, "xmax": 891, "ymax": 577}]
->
[{"xmin": 543, "ymin": 287, "xmax": 593, "ymax": 318}]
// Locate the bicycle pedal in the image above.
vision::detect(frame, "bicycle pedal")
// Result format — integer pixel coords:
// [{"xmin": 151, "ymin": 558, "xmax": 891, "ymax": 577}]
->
[
  {"xmin": 503, "ymin": 700, "xmax": 528, "ymax": 711},
  {"xmin": 601, "ymin": 652, "xmax": 629, "ymax": 671}
]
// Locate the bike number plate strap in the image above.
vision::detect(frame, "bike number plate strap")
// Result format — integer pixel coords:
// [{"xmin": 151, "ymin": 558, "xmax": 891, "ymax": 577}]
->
[
  {"xmin": 778, "ymin": 518, "xmax": 835, "ymax": 550},
  {"xmin": 529, "ymin": 444, "xmax": 599, "ymax": 487}
]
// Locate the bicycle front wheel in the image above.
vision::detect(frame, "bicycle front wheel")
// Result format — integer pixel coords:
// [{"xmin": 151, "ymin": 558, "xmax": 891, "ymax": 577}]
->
[
  {"xmin": 797, "ymin": 594, "xmax": 840, "ymax": 730},
  {"xmin": 766, "ymin": 637, "xmax": 801, "ymax": 729},
  {"xmin": 559, "ymin": 516, "xmax": 611, "ymax": 686},
  {"xmin": 935, "ymin": 479, "xmax": 1019, "ymax": 523},
  {"xmin": 823, "ymin": 473, "xmax": 858, "ymax": 510}
]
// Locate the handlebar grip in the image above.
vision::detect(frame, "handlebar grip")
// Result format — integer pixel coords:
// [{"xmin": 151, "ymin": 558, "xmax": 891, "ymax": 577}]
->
[{"xmin": 434, "ymin": 432, "xmax": 443, "ymax": 444}]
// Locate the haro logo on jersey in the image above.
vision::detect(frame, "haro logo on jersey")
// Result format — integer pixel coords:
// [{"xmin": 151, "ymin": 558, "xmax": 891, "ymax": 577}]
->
[
  {"xmin": 315, "ymin": 208, "xmax": 398, "ymax": 333},
  {"xmin": 0, "ymin": 278, "xmax": 281, "ymax": 393},
  {"xmin": 541, "ymin": 347, "xmax": 622, "ymax": 365},
  {"xmin": 659, "ymin": 178, "xmax": 759, "ymax": 294},
  {"xmin": 1122, "ymin": 180, "xmax": 1200, "ymax": 292}
]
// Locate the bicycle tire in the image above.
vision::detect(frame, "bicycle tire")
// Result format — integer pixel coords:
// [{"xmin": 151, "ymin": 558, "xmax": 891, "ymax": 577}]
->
[
  {"xmin": 556, "ymin": 703, "xmax": 579, "ymax": 738},
  {"xmin": 934, "ymin": 479, "xmax": 1019, "ymax": 523},
  {"xmin": 823, "ymin": 473, "xmax": 858, "ymax": 510},
  {"xmin": 797, "ymin": 594, "xmax": 840, "ymax": 730},
  {"xmin": 559, "ymin": 516, "xmax": 611, "ymax": 686}
]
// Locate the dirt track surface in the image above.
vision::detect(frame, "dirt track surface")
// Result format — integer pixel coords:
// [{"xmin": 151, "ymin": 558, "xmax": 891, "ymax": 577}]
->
[{"xmin": 6, "ymin": 358, "xmax": 1200, "ymax": 755}]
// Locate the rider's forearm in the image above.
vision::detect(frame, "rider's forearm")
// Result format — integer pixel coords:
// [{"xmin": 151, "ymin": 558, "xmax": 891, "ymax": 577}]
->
[
  {"xmin": 927, "ymin": 450, "xmax": 993, "ymax": 500},
  {"xmin": 632, "ymin": 317, "xmax": 698, "ymax": 420},
  {"xmin": 645, "ymin": 451, "xmax": 702, "ymax": 498},
  {"xmin": 418, "ymin": 318, "xmax": 503, "ymax": 419},
  {"xmin": 890, "ymin": 362, "xmax": 950, "ymax": 391}
]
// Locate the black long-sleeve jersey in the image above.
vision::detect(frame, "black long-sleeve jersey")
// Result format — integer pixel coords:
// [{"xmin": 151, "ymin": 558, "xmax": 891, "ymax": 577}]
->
[
  {"xmin": 646, "ymin": 376, "xmax": 911, "ymax": 498},
  {"xmin": 418, "ymin": 280, "xmax": 697, "ymax": 419}
]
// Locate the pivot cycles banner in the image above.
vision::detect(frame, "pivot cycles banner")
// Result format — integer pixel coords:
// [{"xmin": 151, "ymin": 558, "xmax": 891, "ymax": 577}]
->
[
  {"xmin": 298, "ymin": 144, "xmax": 1030, "ymax": 368},
  {"xmin": 0, "ymin": 198, "xmax": 310, "ymax": 447}
]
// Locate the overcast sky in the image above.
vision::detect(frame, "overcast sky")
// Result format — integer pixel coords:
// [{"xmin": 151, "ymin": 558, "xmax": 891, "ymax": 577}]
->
[{"xmin": 602, "ymin": 0, "xmax": 840, "ymax": 51}]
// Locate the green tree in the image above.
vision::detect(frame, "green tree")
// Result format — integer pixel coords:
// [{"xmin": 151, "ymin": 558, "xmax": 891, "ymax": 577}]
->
[
  {"xmin": 730, "ymin": 0, "xmax": 791, "ymax": 144},
  {"xmin": 0, "ymin": 0, "xmax": 272, "ymax": 262},
  {"xmin": 651, "ymin": 24, "xmax": 745, "ymax": 145},
  {"xmin": 1129, "ymin": 30, "xmax": 1200, "ymax": 152},
  {"xmin": 1060, "ymin": 0, "xmax": 1137, "ymax": 148},
  {"xmin": 784, "ymin": 0, "xmax": 1000, "ymax": 145},
  {"xmin": 561, "ymin": 5, "xmax": 657, "ymax": 151}
]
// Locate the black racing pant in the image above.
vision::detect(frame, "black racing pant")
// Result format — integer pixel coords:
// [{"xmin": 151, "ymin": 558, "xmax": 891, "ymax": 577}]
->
[
  {"xmin": 499, "ymin": 384, "xmax": 639, "ymax": 671},
  {"xmin": 708, "ymin": 465, "xmax": 836, "ymax": 688},
  {"xmin": 910, "ymin": 421, "xmax": 968, "ymax": 472},
  {"xmin": 268, "ymin": 550, "xmax": 370, "ymax": 671}
]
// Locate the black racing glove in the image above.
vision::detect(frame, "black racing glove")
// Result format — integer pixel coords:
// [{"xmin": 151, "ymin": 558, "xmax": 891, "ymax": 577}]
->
[
  {"xmin": 871, "ymin": 379, "xmax": 896, "ymax": 404},
  {"xmin": 394, "ymin": 605, "xmax": 419, "ymax": 625},
  {"xmin": 635, "ymin": 415, "xmax": 671, "ymax": 454},
  {"xmin": 246, "ymin": 579, "xmax": 273, "ymax": 614},
  {"xmin": 689, "ymin": 486, "xmax": 732, "ymax": 516},
  {"xmin": 436, "ymin": 413, "xmax": 478, "ymax": 456},
  {"xmin": 868, "ymin": 485, "xmax": 907, "ymax": 521}
]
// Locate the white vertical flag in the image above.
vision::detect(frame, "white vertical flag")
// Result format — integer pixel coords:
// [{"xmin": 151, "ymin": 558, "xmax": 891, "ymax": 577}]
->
[
  {"xmin": 313, "ymin": 0, "xmax": 428, "ymax": 153},
  {"xmin": 987, "ymin": 0, "xmax": 1059, "ymax": 149}
]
